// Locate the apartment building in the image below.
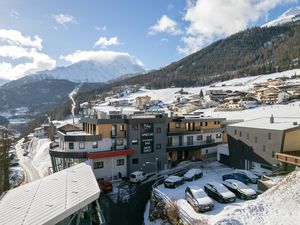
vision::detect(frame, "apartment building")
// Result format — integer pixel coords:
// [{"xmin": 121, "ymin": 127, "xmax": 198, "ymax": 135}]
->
[
  {"xmin": 167, "ymin": 116, "xmax": 225, "ymax": 163},
  {"xmin": 227, "ymin": 116, "xmax": 300, "ymax": 171}
]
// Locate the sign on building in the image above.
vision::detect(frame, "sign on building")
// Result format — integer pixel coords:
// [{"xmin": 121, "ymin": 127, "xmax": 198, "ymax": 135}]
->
[{"xmin": 141, "ymin": 123, "xmax": 154, "ymax": 153}]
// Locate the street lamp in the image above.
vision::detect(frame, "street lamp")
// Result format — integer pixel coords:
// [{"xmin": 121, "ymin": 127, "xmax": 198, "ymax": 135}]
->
[{"xmin": 145, "ymin": 158, "xmax": 158, "ymax": 182}]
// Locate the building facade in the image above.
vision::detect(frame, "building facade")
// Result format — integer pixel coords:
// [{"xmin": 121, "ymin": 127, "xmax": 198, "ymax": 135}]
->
[{"xmin": 227, "ymin": 116, "xmax": 300, "ymax": 171}]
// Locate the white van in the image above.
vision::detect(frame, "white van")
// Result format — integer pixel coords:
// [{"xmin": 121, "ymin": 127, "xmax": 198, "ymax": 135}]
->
[{"xmin": 130, "ymin": 171, "xmax": 147, "ymax": 183}]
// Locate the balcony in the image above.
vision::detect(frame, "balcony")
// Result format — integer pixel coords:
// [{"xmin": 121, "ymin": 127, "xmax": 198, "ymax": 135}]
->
[
  {"xmin": 87, "ymin": 149, "xmax": 134, "ymax": 159},
  {"xmin": 276, "ymin": 153, "xmax": 300, "ymax": 167},
  {"xmin": 111, "ymin": 131, "xmax": 127, "ymax": 138},
  {"xmin": 166, "ymin": 139, "xmax": 218, "ymax": 152}
]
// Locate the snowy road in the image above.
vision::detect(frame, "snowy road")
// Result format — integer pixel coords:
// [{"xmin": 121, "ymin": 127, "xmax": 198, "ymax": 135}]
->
[{"xmin": 15, "ymin": 140, "xmax": 40, "ymax": 183}]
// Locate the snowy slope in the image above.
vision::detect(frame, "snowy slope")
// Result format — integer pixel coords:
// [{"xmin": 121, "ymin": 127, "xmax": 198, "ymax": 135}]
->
[{"xmin": 262, "ymin": 7, "xmax": 300, "ymax": 27}]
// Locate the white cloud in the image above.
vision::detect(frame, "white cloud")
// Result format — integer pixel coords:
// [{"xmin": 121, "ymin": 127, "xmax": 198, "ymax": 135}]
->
[
  {"xmin": 0, "ymin": 29, "xmax": 55, "ymax": 80},
  {"xmin": 94, "ymin": 36, "xmax": 120, "ymax": 48},
  {"xmin": 60, "ymin": 50, "xmax": 144, "ymax": 66},
  {"xmin": 52, "ymin": 14, "xmax": 77, "ymax": 26},
  {"xmin": 10, "ymin": 9, "xmax": 19, "ymax": 19},
  {"xmin": 0, "ymin": 29, "xmax": 42, "ymax": 50},
  {"xmin": 178, "ymin": 0, "xmax": 296, "ymax": 55},
  {"xmin": 94, "ymin": 25, "xmax": 107, "ymax": 31},
  {"xmin": 149, "ymin": 15, "xmax": 182, "ymax": 35}
]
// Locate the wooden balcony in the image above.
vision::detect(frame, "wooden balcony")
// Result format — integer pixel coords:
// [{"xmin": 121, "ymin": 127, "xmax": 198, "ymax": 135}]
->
[{"xmin": 276, "ymin": 153, "xmax": 300, "ymax": 167}]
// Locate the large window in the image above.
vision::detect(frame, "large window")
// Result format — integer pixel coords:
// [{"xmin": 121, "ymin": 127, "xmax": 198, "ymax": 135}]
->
[
  {"xmin": 94, "ymin": 161, "xmax": 103, "ymax": 169},
  {"xmin": 69, "ymin": 142, "xmax": 74, "ymax": 150},
  {"xmin": 197, "ymin": 135, "xmax": 203, "ymax": 141},
  {"xmin": 216, "ymin": 133, "xmax": 222, "ymax": 139},
  {"xmin": 117, "ymin": 159, "xmax": 124, "ymax": 166},
  {"xmin": 79, "ymin": 142, "xmax": 85, "ymax": 149},
  {"xmin": 92, "ymin": 141, "xmax": 98, "ymax": 148},
  {"xmin": 116, "ymin": 139, "xmax": 124, "ymax": 146}
]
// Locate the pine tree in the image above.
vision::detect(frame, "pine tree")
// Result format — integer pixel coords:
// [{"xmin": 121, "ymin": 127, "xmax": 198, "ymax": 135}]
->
[{"xmin": 199, "ymin": 89, "xmax": 204, "ymax": 98}]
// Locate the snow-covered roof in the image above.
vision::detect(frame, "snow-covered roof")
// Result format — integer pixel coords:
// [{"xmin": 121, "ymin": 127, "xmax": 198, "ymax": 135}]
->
[
  {"xmin": 228, "ymin": 117, "xmax": 300, "ymax": 131},
  {"xmin": 0, "ymin": 162, "xmax": 100, "ymax": 225}
]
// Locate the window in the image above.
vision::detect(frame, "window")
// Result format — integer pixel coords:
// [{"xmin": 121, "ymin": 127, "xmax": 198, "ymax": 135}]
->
[
  {"xmin": 156, "ymin": 144, "xmax": 161, "ymax": 150},
  {"xmin": 132, "ymin": 158, "xmax": 138, "ymax": 164},
  {"xmin": 69, "ymin": 142, "xmax": 74, "ymax": 150},
  {"xmin": 175, "ymin": 123, "xmax": 181, "ymax": 128},
  {"xmin": 117, "ymin": 159, "xmax": 124, "ymax": 166},
  {"xmin": 263, "ymin": 145, "xmax": 266, "ymax": 152},
  {"xmin": 167, "ymin": 137, "xmax": 172, "ymax": 146},
  {"xmin": 246, "ymin": 133, "xmax": 249, "ymax": 139},
  {"xmin": 214, "ymin": 121, "xmax": 217, "ymax": 125},
  {"xmin": 187, "ymin": 136, "xmax": 193, "ymax": 145},
  {"xmin": 156, "ymin": 127, "xmax": 162, "ymax": 133},
  {"xmin": 197, "ymin": 135, "xmax": 203, "ymax": 141},
  {"xmin": 132, "ymin": 124, "xmax": 138, "ymax": 130},
  {"xmin": 255, "ymin": 136, "xmax": 258, "ymax": 143},
  {"xmin": 216, "ymin": 133, "xmax": 222, "ymax": 139},
  {"xmin": 92, "ymin": 141, "xmax": 98, "ymax": 148},
  {"xmin": 116, "ymin": 139, "xmax": 124, "ymax": 146},
  {"xmin": 200, "ymin": 122, "xmax": 203, "ymax": 126},
  {"xmin": 79, "ymin": 142, "xmax": 85, "ymax": 149},
  {"xmin": 205, "ymin": 149, "xmax": 208, "ymax": 154},
  {"xmin": 239, "ymin": 131, "xmax": 242, "ymax": 137},
  {"xmin": 272, "ymin": 151, "xmax": 275, "ymax": 158},
  {"xmin": 94, "ymin": 161, "xmax": 103, "ymax": 169},
  {"xmin": 120, "ymin": 124, "xmax": 125, "ymax": 131},
  {"xmin": 268, "ymin": 132, "xmax": 271, "ymax": 140},
  {"xmin": 235, "ymin": 129, "xmax": 237, "ymax": 135},
  {"xmin": 205, "ymin": 122, "xmax": 208, "ymax": 126},
  {"xmin": 131, "ymin": 139, "xmax": 138, "ymax": 145}
]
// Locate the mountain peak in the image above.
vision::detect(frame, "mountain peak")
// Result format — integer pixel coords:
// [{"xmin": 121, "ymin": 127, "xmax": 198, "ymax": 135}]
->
[{"xmin": 262, "ymin": 6, "xmax": 300, "ymax": 27}]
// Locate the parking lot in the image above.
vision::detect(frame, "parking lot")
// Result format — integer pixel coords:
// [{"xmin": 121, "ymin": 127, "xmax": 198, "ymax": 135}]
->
[{"xmin": 156, "ymin": 163, "xmax": 257, "ymax": 223}]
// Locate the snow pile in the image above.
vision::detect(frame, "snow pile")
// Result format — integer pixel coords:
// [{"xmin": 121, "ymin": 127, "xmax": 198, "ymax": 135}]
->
[
  {"xmin": 215, "ymin": 169, "xmax": 300, "ymax": 225},
  {"xmin": 28, "ymin": 138, "xmax": 51, "ymax": 177}
]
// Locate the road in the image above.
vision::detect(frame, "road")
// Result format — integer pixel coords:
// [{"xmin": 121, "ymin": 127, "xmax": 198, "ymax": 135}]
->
[{"xmin": 15, "ymin": 140, "xmax": 40, "ymax": 183}]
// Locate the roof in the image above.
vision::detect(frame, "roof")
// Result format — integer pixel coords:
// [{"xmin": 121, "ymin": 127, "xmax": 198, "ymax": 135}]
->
[
  {"xmin": 228, "ymin": 117, "xmax": 300, "ymax": 131},
  {"xmin": 0, "ymin": 162, "xmax": 100, "ymax": 225}
]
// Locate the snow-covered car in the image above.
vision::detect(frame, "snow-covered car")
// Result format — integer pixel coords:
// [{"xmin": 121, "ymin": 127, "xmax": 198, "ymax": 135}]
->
[
  {"xmin": 184, "ymin": 168, "xmax": 203, "ymax": 181},
  {"xmin": 185, "ymin": 186, "xmax": 214, "ymax": 213},
  {"xmin": 130, "ymin": 171, "xmax": 147, "ymax": 183},
  {"xmin": 234, "ymin": 169, "xmax": 260, "ymax": 183},
  {"xmin": 222, "ymin": 173, "xmax": 251, "ymax": 184},
  {"xmin": 204, "ymin": 182, "xmax": 236, "ymax": 203},
  {"xmin": 222, "ymin": 179, "xmax": 257, "ymax": 200},
  {"xmin": 164, "ymin": 175, "xmax": 184, "ymax": 188}
]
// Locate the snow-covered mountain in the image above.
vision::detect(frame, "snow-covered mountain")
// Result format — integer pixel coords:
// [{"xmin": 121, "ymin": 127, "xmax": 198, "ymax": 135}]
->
[
  {"xmin": 0, "ymin": 78, "xmax": 9, "ymax": 87},
  {"xmin": 262, "ymin": 6, "xmax": 300, "ymax": 27},
  {"xmin": 24, "ymin": 54, "xmax": 145, "ymax": 83}
]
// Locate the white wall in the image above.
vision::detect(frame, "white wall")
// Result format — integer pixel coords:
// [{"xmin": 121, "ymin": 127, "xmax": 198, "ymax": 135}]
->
[{"xmin": 91, "ymin": 156, "xmax": 127, "ymax": 180}]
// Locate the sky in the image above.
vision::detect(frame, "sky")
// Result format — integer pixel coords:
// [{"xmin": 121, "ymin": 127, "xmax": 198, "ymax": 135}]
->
[{"xmin": 0, "ymin": 0, "xmax": 299, "ymax": 80}]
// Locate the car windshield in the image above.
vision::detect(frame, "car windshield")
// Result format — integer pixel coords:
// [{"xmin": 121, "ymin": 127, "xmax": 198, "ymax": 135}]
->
[
  {"xmin": 130, "ymin": 174, "xmax": 136, "ymax": 178},
  {"xmin": 193, "ymin": 189, "xmax": 206, "ymax": 198}
]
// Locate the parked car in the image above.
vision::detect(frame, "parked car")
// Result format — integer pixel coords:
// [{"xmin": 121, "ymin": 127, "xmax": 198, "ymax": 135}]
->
[
  {"xmin": 185, "ymin": 186, "xmax": 214, "ymax": 212},
  {"xmin": 222, "ymin": 179, "xmax": 257, "ymax": 200},
  {"xmin": 130, "ymin": 171, "xmax": 147, "ymax": 183},
  {"xmin": 234, "ymin": 169, "xmax": 259, "ymax": 183},
  {"xmin": 250, "ymin": 169, "xmax": 272, "ymax": 178},
  {"xmin": 204, "ymin": 182, "xmax": 236, "ymax": 203},
  {"xmin": 184, "ymin": 168, "xmax": 203, "ymax": 181},
  {"xmin": 97, "ymin": 179, "xmax": 113, "ymax": 193},
  {"xmin": 164, "ymin": 175, "xmax": 184, "ymax": 188},
  {"xmin": 222, "ymin": 173, "xmax": 251, "ymax": 184}
]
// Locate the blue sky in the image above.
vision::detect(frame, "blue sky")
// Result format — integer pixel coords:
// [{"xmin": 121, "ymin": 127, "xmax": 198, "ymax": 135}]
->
[{"xmin": 0, "ymin": 0, "xmax": 299, "ymax": 80}]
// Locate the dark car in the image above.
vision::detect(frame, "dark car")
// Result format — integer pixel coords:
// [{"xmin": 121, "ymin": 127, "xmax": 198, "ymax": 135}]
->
[
  {"xmin": 222, "ymin": 179, "xmax": 257, "ymax": 200},
  {"xmin": 185, "ymin": 186, "xmax": 214, "ymax": 212},
  {"xmin": 97, "ymin": 179, "xmax": 113, "ymax": 193},
  {"xmin": 164, "ymin": 176, "xmax": 184, "ymax": 188},
  {"xmin": 184, "ymin": 168, "xmax": 203, "ymax": 181},
  {"xmin": 204, "ymin": 182, "xmax": 236, "ymax": 203},
  {"xmin": 222, "ymin": 173, "xmax": 251, "ymax": 184}
]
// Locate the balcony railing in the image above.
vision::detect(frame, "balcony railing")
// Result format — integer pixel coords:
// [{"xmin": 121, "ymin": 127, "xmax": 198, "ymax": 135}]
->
[
  {"xmin": 167, "ymin": 139, "xmax": 216, "ymax": 148},
  {"xmin": 111, "ymin": 131, "xmax": 127, "ymax": 138},
  {"xmin": 276, "ymin": 153, "xmax": 300, "ymax": 166}
]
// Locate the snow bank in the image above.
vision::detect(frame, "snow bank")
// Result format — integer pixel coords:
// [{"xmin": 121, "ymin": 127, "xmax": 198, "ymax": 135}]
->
[
  {"xmin": 28, "ymin": 138, "xmax": 51, "ymax": 177},
  {"xmin": 215, "ymin": 169, "xmax": 300, "ymax": 225}
]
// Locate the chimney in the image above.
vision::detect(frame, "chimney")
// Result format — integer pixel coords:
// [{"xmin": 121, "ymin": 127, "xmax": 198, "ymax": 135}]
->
[{"xmin": 270, "ymin": 114, "xmax": 274, "ymax": 124}]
